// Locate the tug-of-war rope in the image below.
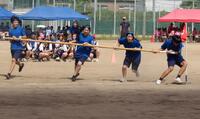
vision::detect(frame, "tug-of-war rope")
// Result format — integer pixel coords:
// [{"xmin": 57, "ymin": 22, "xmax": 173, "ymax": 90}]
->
[{"xmin": 4, "ymin": 37, "xmax": 177, "ymax": 55}]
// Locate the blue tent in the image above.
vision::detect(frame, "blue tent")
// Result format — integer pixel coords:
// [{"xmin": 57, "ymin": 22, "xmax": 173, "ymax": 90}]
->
[
  {"xmin": 20, "ymin": 6, "xmax": 89, "ymax": 20},
  {"xmin": 0, "ymin": 7, "xmax": 15, "ymax": 19}
]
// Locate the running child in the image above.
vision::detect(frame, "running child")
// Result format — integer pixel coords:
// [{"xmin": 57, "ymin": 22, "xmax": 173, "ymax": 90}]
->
[
  {"xmin": 71, "ymin": 25, "xmax": 94, "ymax": 82},
  {"xmin": 156, "ymin": 35, "xmax": 187, "ymax": 85},
  {"xmin": 115, "ymin": 32, "xmax": 142, "ymax": 82},
  {"xmin": 5, "ymin": 16, "xmax": 26, "ymax": 79}
]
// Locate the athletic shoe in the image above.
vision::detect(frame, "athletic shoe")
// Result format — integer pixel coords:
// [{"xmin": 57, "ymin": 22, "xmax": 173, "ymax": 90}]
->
[
  {"xmin": 175, "ymin": 77, "xmax": 183, "ymax": 83},
  {"xmin": 119, "ymin": 78, "xmax": 126, "ymax": 82},
  {"xmin": 5, "ymin": 73, "xmax": 11, "ymax": 80},
  {"xmin": 21, "ymin": 58, "xmax": 27, "ymax": 62},
  {"xmin": 19, "ymin": 63, "xmax": 24, "ymax": 72},
  {"xmin": 93, "ymin": 59, "xmax": 99, "ymax": 62},
  {"xmin": 156, "ymin": 79, "xmax": 162, "ymax": 85},
  {"xmin": 71, "ymin": 73, "xmax": 80, "ymax": 82},
  {"xmin": 55, "ymin": 57, "xmax": 61, "ymax": 62}
]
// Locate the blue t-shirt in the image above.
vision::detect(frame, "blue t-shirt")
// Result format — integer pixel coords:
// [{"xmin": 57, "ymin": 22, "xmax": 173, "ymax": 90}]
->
[
  {"xmin": 118, "ymin": 38, "xmax": 142, "ymax": 58},
  {"xmin": 76, "ymin": 33, "xmax": 94, "ymax": 57},
  {"xmin": 161, "ymin": 39, "xmax": 183, "ymax": 61},
  {"xmin": 9, "ymin": 26, "xmax": 26, "ymax": 50}
]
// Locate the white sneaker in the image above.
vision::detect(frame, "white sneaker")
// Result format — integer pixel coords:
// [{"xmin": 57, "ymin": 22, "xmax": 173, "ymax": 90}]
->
[
  {"xmin": 93, "ymin": 59, "xmax": 99, "ymax": 62},
  {"xmin": 55, "ymin": 57, "xmax": 60, "ymax": 61},
  {"xmin": 156, "ymin": 79, "xmax": 162, "ymax": 85},
  {"xmin": 175, "ymin": 77, "xmax": 183, "ymax": 83},
  {"xmin": 120, "ymin": 78, "xmax": 126, "ymax": 82}
]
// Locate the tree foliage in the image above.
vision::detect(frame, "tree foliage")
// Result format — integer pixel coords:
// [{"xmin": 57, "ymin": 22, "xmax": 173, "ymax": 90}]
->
[{"xmin": 180, "ymin": 0, "xmax": 200, "ymax": 8}]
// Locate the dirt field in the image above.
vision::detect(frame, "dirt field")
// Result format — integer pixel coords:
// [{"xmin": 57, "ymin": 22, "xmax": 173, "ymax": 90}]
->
[{"xmin": 0, "ymin": 41, "xmax": 200, "ymax": 119}]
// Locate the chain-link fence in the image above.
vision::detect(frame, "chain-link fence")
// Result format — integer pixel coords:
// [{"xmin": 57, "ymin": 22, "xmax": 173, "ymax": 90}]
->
[{"xmin": 3, "ymin": 0, "xmax": 200, "ymax": 36}]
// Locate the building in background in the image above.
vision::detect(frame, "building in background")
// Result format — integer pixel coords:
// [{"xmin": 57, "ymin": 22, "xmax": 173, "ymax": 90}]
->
[{"xmin": 94, "ymin": 0, "xmax": 145, "ymax": 11}]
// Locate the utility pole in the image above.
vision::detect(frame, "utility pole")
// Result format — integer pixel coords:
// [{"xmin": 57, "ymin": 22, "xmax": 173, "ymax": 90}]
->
[
  {"xmin": 142, "ymin": 0, "xmax": 146, "ymax": 40},
  {"xmin": 53, "ymin": 0, "xmax": 58, "ymax": 32},
  {"xmin": 32, "ymin": 0, "xmax": 35, "ymax": 31},
  {"xmin": 53, "ymin": 0, "xmax": 55, "ymax": 6},
  {"xmin": 192, "ymin": 0, "xmax": 195, "ymax": 31},
  {"xmin": 173, "ymin": 0, "xmax": 175, "ymax": 9},
  {"xmin": 84, "ymin": 3, "xmax": 87, "ymax": 13},
  {"xmin": 157, "ymin": 5, "xmax": 160, "ymax": 29},
  {"xmin": 10, "ymin": 0, "xmax": 14, "ymax": 10},
  {"xmin": 113, "ymin": 0, "xmax": 117, "ymax": 35},
  {"xmin": 36, "ymin": 0, "xmax": 39, "ymax": 7},
  {"xmin": 93, "ymin": 0, "xmax": 97, "ymax": 34},
  {"xmin": 134, "ymin": 0, "xmax": 136, "ymax": 34},
  {"xmin": 153, "ymin": 0, "xmax": 156, "ymax": 35},
  {"xmin": 99, "ymin": 4, "xmax": 101, "ymax": 21},
  {"xmin": 128, "ymin": 4, "xmax": 131, "ymax": 21},
  {"xmin": 74, "ymin": 0, "xmax": 76, "ymax": 11}
]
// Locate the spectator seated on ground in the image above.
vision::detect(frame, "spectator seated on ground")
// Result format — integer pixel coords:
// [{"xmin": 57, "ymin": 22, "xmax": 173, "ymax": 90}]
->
[{"xmin": 192, "ymin": 28, "xmax": 200, "ymax": 42}]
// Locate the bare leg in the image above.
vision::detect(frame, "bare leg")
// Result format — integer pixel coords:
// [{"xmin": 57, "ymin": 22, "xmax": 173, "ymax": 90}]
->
[
  {"xmin": 67, "ymin": 53, "xmax": 74, "ymax": 62},
  {"xmin": 61, "ymin": 52, "xmax": 68, "ymax": 59},
  {"xmin": 74, "ymin": 64, "xmax": 77, "ymax": 73},
  {"xmin": 8, "ymin": 58, "xmax": 17, "ymax": 74},
  {"xmin": 72, "ymin": 61, "xmax": 82, "ymax": 81},
  {"xmin": 46, "ymin": 53, "xmax": 51, "ymax": 61},
  {"xmin": 177, "ymin": 61, "xmax": 187, "ymax": 77},
  {"xmin": 96, "ymin": 49, "xmax": 100, "ymax": 59},
  {"xmin": 29, "ymin": 51, "xmax": 33, "ymax": 59},
  {"xmin": 89, "ymin": 53, "xmax": 94, "ymax": 61},
  {"xmin": 68, "ymin": 52, "xmax": 74, "ymax": 59},
  {"xmin": 39, "ymin": 53, "xmax": 47, "ymax": 61},
  {"xmin": 26, "ymin": 51, "xmax": 29, "ymax": 59},
  {"xmin": 74, "ymin": 61, "xmax": 82, "ymax": 76},
  {"xmin": 39, "ymin": 53, "xmax": 43, "ymax": 60},
  {"xmin": 120, "ymin": 65, "xmax": 128, "ymax": 82},
  {"xmin": 160, "ymin": 66, "xmax": 174, "ymax": 79}
]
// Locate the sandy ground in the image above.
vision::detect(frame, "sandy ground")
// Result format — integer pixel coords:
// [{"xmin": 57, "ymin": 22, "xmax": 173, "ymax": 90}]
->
[{"xmin": 0, "ymin": 41, "xmax": 200, "ymax": 119}]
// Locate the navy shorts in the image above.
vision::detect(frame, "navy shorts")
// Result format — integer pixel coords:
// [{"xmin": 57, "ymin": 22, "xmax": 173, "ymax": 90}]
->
[
  {"xmin": 11, "ymin": 50, "xmax": 23, "ymax": 60},
  {"xmin": 168, "ymin": 58, "xmax": 185, "ymax": 67},
  {"xmin": 75, "ymin": 54, "xmax": 88, "ymax": 65},
  {"xmin": 123, "ymin": 56, "xmax": 141, "ymax": 71}
]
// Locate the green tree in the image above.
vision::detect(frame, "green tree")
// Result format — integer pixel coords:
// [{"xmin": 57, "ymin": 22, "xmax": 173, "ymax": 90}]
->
[{"xmin": 181, "ymin": 0, "xmax": 200, "ymax": 8}]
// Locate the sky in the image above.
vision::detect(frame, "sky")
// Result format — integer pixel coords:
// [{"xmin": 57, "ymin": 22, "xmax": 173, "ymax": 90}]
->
[{"xmin": 146, "ymin": 0, "xmax": 182, "ymax": 12}]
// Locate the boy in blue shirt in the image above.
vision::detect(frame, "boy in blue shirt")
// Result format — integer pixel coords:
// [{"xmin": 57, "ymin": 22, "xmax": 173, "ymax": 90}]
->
[
  {"xmin": 5, "ymin": 16, "xmax": 26, "ymax": 79},
  {"xmin": 71, "ymin": 25, "xmax": 94, "ymax": 82},
  {"xmin": 156, "ymin": 35, "xmax": 187, "ymax": 84},
  {"xmin": 115, "ymin": 32, "xmax": 142, "ymax": 82}
]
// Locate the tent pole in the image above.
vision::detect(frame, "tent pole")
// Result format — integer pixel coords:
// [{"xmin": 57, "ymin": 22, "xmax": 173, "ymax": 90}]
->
[
  {"xmin": 113, "ymin": 0, "xmax": 116, "ymax": 35},
  {"xmin": 185, "ymin": 23, "xmax": 188, "ymax": 82},
  {"xmin": 31, "ymin": 20, "xmax": 35, "ymax": 31},
  {"xmin": 90, "ymin": 20, "xmax": 92, "ymax": 32}
]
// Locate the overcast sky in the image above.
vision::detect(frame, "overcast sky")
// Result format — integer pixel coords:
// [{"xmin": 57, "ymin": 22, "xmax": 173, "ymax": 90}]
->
[{"xmin": 146, "ymin": 0, "xmax": 182, "ymax": 12}]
